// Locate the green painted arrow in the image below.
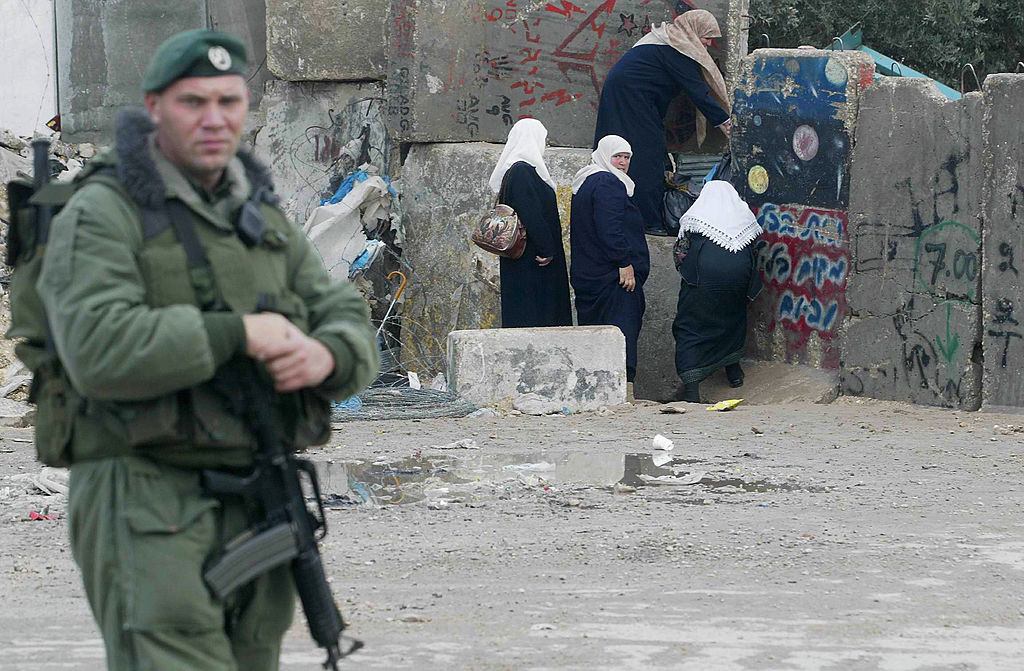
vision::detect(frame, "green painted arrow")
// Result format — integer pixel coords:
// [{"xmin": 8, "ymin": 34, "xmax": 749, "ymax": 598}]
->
[{"xmin": 934, "ymin": 302, "xmax": 960, "ymax": 368}]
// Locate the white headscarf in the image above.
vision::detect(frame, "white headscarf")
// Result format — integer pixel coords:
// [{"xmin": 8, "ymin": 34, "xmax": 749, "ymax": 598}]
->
[
  {"xmin": 488, "ymin": 118, "xmax": 557, "ymax": 194},
  {"xmin": 678, "ymin": 180, "xmax": 762, "ymax": 252},
  {"xmin": 571, "ymin": 135, "xmax": 635, "ymax": 197}
]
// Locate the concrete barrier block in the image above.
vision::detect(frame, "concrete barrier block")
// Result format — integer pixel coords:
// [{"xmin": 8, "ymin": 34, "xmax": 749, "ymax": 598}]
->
[
  {"xmin": 254, "ymin": 80, "xmax": 389, "ymax": 224},
  {"xmin": 634, "ymin": 235, "xmax": 678, "ymax": 401},
  {"xmin": 209, "ymin": 0, "xmax": 273, "ymax": 110},
  {"xmin": 267, "ymin": 0, "xmax": 388, "ymax": 81},
  {"xmin": 981, "ymin": 74, "xmax": 1024, "ymax": 410},
  {"xmin": 447, "ymin": 326, "xmax": 626, "ymax": 410},
  {"xmin": 388, "ymin": 0, "xmax": 747, "ymax": 146},
  {"xmin": 55, "ymin": 0, "xmax": 206, "ymax": 143},
  {"xmin": 732, "ymin": 49, "xmax": 874, "ymax": 370},
  {"xmin": 842, "ymin": 78, "xmax": 983, "ymax": 409},
  {"xmin": 55, "ymin": 0, "xmax": 269, "ymax": 143},
  {"xmin": 398, "ymin": 142, "xmax": 589, "ymax": 372}
]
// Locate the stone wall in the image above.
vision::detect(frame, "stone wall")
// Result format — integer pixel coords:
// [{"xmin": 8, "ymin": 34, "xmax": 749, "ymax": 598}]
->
[
  {"xmin": 730, "ymin": 49, "xmax": 875, "ymax": 370},
  {"xmin": 388, "ymin": 0, "xmax": 747, "ymax": 148}
]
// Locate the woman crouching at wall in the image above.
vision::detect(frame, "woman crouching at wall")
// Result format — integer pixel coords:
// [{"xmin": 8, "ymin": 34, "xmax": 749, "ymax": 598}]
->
[
  {"xmin": 570, "ymin": 135, "xmax": 650, "ymax": 400},
  {"xmin": 489, "ymin": 118, "xmax": 572, "ymax": 328},
  {"xmin": 672, "ymin": 180, "xmax": 763, "ymax": 402}
]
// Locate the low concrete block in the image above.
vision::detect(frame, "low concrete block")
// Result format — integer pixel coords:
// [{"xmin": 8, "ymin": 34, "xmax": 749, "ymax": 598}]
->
[
  {"xmin": 447, "ymin": 326, "xmax": 626, "ymax": 411},
  {"xmin": 267, "ymin": 0, "xmax": 388, "ymax": 81},
  {"xmin": 0, "ymin": 398, "xmax": 34, "ymax": 428},
  {"xmin": 254, "ymin": 80, "xmax": 389, "ymax": 224}
]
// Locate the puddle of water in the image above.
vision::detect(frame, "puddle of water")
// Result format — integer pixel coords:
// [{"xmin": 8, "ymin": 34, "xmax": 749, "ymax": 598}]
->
[{"xmin": 315, "ymin": 452, "xmax": 823, "ymax": 506}]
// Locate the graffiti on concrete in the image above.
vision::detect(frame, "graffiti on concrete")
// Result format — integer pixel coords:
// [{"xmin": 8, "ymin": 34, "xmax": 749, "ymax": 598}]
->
[
  {"xmin": 388, "ymin": 0, "xmax": 732, "ymax": 145},
  {"xmin": 987, "ymin": 239, "xmax": 1024, "ymax": 369},
  {"xmin": 752, "ymin": 202, "xmax": 850, "ymax": 368}
]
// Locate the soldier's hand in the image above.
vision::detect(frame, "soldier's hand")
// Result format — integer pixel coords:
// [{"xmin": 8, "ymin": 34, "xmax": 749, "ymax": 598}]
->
[
  {"xmin": 264, "ymin": 335, "xmax": 335, "ymax": 391},
  {"xmin": 243, "ymin": 313, "xmax": 303, "ymax": 360}
]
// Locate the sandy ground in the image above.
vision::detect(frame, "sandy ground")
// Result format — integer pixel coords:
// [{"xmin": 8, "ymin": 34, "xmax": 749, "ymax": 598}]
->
[{"xmin": 1, "ymin": 396, "xmax": 1023, "ymax": 670}]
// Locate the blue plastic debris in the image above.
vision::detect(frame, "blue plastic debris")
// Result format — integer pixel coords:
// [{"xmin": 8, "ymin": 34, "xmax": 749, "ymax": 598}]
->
[{"xmin": 322, "ymin": 169, "xmax": 398, "ymax": 205}]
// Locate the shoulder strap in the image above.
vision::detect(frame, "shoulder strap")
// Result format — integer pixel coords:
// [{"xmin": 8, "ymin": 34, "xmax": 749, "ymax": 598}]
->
[{"xmin": 163, "ymin": 200, "xmax": 224, "ymax": 311}]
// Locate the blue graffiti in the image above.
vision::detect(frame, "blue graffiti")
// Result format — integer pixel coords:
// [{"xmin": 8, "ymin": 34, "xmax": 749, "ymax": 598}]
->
[
  {"xmin": 757, "ymin": 203, "xmax": 844, "ymax": 246},
  {"xmin": 778, "ymin": 292, "xmax": 840, "ymax": 332},
  {"xmin": 754, "ymin": 240, "xmax": 792, "ymax": 283},
  {"xmin": 794, "ymin": 253, "xmax": 847, "ymax": 288}
]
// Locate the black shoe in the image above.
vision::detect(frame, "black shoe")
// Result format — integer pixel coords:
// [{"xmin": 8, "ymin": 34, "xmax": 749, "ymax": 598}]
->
[
  {"xmin": 680, "ymin": 382, "xmax": 700, "ymax": 403},
  {"xmin": 725, "ymin": 363, "xmax": 744, "ymax": 388}
]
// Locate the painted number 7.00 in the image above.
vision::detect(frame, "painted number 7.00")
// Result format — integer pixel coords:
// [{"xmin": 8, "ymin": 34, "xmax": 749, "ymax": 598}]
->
[{"xmin": 915, "ymin": 222, "xmax": 980, "ymax": 301}]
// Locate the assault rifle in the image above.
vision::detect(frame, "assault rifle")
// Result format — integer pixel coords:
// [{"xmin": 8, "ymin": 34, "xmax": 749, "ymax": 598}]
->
[{"xmin": 201, "ymin": 358, "xmax": 362, "ymax": 669}]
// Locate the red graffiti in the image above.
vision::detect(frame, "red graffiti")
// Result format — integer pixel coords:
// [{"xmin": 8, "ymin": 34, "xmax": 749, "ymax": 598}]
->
[
  {"xmin": 544, "ymin": 0, "xmax": 585, "ymax": 18},
  {"xmin": 541, "ymin": 88, "xmax": 582, "ymax": 106}
]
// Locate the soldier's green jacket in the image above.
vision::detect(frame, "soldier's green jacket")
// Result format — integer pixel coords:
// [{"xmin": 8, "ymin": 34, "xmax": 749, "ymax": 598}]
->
[{"xmin": 36, "ymin": 109, "xmax": 378, "ymax": 468}]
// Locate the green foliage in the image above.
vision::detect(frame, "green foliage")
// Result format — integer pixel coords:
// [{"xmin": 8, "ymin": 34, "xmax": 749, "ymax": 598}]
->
[{"xmin": 749, "ymin": 0, "xmax": 1024, "ymax": 89}]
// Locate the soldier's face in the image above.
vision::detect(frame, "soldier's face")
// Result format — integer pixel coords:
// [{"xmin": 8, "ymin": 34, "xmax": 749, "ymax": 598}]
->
[{"xmin": 145, "ymin": 75, "xmax": 249, "ymax": 184}]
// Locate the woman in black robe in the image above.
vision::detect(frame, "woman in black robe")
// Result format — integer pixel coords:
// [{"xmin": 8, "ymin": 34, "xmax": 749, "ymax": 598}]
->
[
  {"xmin": 570, "ymin": 135, "xmax": 650, "ymax": 389},
  {"xmin": 593, "ymin": 9, "xmax": 731, "ymax": 234},
  {"xmin": 672, "ymin": 180, "xmax": 763, "ymax": 402},
  {"xmin": 489, "ymin": 118, "xmax": 572, "ymax": 328}
]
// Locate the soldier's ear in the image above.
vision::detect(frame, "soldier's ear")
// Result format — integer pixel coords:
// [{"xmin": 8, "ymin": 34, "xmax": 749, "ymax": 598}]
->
[{"xmin": 144, "ymin": 92, "xmax": 161, "ymax": 125}]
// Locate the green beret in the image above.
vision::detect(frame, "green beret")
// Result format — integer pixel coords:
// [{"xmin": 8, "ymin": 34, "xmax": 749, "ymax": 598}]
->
[{"xmin": 142, "ymin": 29, "xmax": 248, "ymax": 93}]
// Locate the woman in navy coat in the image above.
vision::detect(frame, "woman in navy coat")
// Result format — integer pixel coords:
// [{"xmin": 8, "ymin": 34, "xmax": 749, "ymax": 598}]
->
[
  {"xmin": 570, "ymin": 135, "xmax": 650, "ymax": 390},
  {"xmin": 593, "ymin": 9, "xmax": 731, "ymax": 234}
]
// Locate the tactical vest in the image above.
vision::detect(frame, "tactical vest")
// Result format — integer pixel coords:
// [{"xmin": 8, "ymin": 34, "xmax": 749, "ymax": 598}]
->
[{"xmin": 7, "ymin": 161, "xmax": 330, "ymax": 468}]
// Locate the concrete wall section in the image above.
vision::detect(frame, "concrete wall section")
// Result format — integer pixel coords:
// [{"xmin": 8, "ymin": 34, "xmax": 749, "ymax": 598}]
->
[
  {"xmin": 633, "ymin": 235, "xmax": 677, "ymax": 401},
  {"xmin": 388, "ymin": 0, "xmax": 747, "ymax": 147},
  {"xmin": 55, "ymin": 0, "xmax": 207, "ymax": 143},
  {"xmin": 399, "ymin": 142, "xmax": 590, "ymax": 373},
  {"xmin": 1, "ymin": 0, "xmax": 57, "ymax": 136},
  {"xmin": 980, "ymin": 74, "xmax": 1024, "ymax": 410},
  {"xmin": 267, "ymin": 0, "xmax": 388, "ymax": 81},
  {"xmin": 448, "ymin": 326, "xmax": 626, "ymax": 410},
  {"xmin": 842, "ymin": 79, "xmax": 984, "ymax": 409},
  {"xmin": 254, "ymin": 80, "xmax": 389, "ymax": 225},
  {"xmin": 209, "ymin": 0, "xmax": 272, "ymax": 110},
  {"xmin": 731, "ymin": 49, "xmax": 874, "ymax": 369}
]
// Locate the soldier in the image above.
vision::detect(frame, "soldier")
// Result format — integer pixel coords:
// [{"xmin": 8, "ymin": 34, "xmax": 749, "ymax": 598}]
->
[{"xmin": 34, "ymin": 30, "xmax": 379, "ymax": 669}]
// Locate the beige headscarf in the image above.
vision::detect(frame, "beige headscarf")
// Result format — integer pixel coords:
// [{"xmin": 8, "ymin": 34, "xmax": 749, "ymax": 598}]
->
[{"xmin": 634, "ymin": 9, "xmax": 731, "ymax": 145}]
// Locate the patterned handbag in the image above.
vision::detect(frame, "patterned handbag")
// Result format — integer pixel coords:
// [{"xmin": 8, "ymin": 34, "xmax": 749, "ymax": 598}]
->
[{"xmin": 471, "ymin": 171, "xmax": 527, "ymax": 259}]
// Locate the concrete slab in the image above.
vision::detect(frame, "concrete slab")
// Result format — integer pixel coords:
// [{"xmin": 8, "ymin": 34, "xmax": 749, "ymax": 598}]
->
[
  {"xmin": 209, "ymin": 0, "xmax": 272, "ymax": 110},
  {"xmin": 55, "ymin": 0, "xmax": 207, "ymax": 144},
  {"xmin": 267, "ymin": 0, "xmax": 388, "ymax": 81},
  {"xmin": 1, "ymin": 0, "xmax": 57, "ymax": 136},
  {"xmin": 447, "ymin": 326, "xmax": 626, "ymax": 410},
  {"xmin": 253, "ymin": 80, "xmax": 389, "ymax": 224},
  {"xmin": 980, "ymin": 74, "xmax": 1024, "ymax": 410},
  {"xmin": 731, "ymin": 49, "xmax": 874, "ymax": 371},
  {"xmin": 633, "ymin": 235, "xmax": 678, "ymax": 401},
  {"xmin": 398, "ymin": 141, "xmax": 589, "ymax": 373},
  {"xmin": 842, "ymin": 78, "xmax": 983, "ymax": 410},
  {"xmin": 388, "ymin": 0, "xmax": 747, "ymax": 146}
]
